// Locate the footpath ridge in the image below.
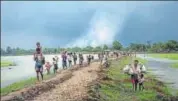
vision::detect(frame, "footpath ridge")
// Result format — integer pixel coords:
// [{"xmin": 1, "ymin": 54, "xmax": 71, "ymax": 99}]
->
[{"xmin": 1, "ymin": 61, "xmax": 101, "ymax": 101}]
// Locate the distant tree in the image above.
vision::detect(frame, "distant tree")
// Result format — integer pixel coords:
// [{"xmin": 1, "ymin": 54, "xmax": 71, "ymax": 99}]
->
[
  {"xmin": 103, "ymin": 44, "xmax": 108, "ymax": 50},
  {"xmin": 151, "ymin": 42, "xmax": 165, "ymax": 52},
  {"xmin": 54, "ymin": 48, "xmax": 57, "ymax": 54},
  {"xmin": 164, "ymin": 40, "xmax": 178, "ymax": 52},
  {"xmin": 147, "ymin": 40, "xmax": 152, "ymax": 49},
  {"xmin": 86, "ymin": 46, "xmax": 93, "ymax": 52},
  {"xmin": 6, "ymin": 46, "xmax": 12, "ymax": 54},
  {"xmin": 1, "ymin": 48, "xmax": 6, "ymax": 55},
  {"xmin": 112, "ymin": 40, "xmax": 122, "ymax": 50},
  {"xmin": 93, "ymin": 46, "xmax": 102, "ymax": 52}
]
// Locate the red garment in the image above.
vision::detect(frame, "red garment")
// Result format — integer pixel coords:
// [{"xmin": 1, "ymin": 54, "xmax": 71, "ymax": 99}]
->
[{"xmin": 45, "ymin": 64, "xmax": 51, "ymax": 70}]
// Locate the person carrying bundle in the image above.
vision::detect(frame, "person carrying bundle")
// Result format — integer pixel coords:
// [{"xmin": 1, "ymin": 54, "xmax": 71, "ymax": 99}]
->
[{"xmin": 123, "ymin": 60, "xmax": 146, "ymax": 91}]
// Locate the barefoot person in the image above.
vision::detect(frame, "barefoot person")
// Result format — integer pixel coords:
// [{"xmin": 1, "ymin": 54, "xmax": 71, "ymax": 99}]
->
[
  {"xmin": 73, "ymin": 53, "xmax": 77, "ymax": 65},
  {"xmin": 55, "ymin": 55, "xmax": 59, "ymax": 69},
  {"xmin": 79, "ymin": 54, "xmax": 84, "ymax": 67},
  {"xmin": 130, "ymin": 60, "xmax": 141, "ymax": 91},
  {"xmin": 68, "ymin": 54, "xmax": 72, "ymax": 67},
  {"xmin": 53, "ymin": 58, "xmax": 58, "ymax": 74},
  {"xmin": 62, "ymin": 51, "xmax": 67, "ymax": 69},
  {"xmin": 87, "ymin": 55, "xmax": 92, "ymax": 65},
  {"xmin": 34, "ymin": 55, "xmax": 44, "ymax": 81},
  {"xmin": 45, "ymin": 61, "xmax": 52, "ymax": 75},
  {"xmin": 139, "ymin": 73, "xmax": 145, "ymax": 91}
]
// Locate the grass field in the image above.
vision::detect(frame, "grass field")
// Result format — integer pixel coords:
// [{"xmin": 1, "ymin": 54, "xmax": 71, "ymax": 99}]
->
[
  {"xmin": 88, "ymin": 57, "xmax": 176, "ymax": 101},
  {"xmin": 171, "ymin": 63, "xmax": 178, "ymax": 69},
  {"xmin": 1, "ymin": 60, "xmax": 16, "ymax": 68},
  {"xmin": 1, "ymin": 74, "xmax": 55, "ymax": 96},
  {"xmin": 149, "ymin": 53, "xmax": 178, "ymax": 60}
]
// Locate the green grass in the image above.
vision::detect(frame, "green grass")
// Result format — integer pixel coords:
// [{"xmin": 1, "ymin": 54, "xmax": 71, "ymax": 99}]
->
[
  {"xmin": 171, "ymin": 63, "xmax": 178, "ymax": 69},
  {"xmin": 1, "ymin": 60, "xmax": 16, "ymax": 68},
  {"xmin": 1, "ymin": 74, "xmax": 55, "ymax": 96},
  {"xmin": 136, "ymin": 58, "xmax": 148, "ymax": 64},
  {"xmin": 89, "ymin": 57, "xmax": 174, "ymax": 101},
  {"xmin": 149, "ymin": 53, "xmax": 178, "ymax": 60}
]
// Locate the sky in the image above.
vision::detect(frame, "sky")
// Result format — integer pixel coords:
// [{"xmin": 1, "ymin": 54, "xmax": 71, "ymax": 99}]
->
[{"xmin": 1, "ymin": 1, "xmax": 178, "ymax": 49}]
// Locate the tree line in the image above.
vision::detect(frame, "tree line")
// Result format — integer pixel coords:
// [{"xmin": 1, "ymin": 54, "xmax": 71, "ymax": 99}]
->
[{"xmin": 1, "ymin": 40, "xmax": 178, "ymax": 56}]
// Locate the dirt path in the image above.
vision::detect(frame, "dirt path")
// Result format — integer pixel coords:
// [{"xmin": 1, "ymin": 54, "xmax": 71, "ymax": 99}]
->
[{"xmin": 32, "ymin": 62, "xmax": 100, "ymax": 101}]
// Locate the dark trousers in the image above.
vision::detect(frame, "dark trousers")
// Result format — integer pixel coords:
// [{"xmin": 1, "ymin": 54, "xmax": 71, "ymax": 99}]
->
[
  {"xmin": 62, "ymin": 61, "xmax": 67, "ymax": 69},
  {"xmin": 139, "ymin": 83, "xmax": 144, "ymax": 91}
]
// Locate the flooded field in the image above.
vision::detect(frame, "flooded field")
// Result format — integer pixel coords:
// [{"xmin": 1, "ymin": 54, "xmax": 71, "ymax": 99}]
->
[
  {"xmin": 137, "ymin": 54, "xmax": 178, "ymax": 90},
  {"xmin": 1, "ymin": 54, "xmax": 98, "ymax": 88}
]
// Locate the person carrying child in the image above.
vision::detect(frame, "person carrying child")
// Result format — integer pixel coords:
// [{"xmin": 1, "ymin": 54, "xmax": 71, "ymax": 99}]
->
[{"xmin": 34, "ymin": 55, "xmax": 44, "ymax": 81}]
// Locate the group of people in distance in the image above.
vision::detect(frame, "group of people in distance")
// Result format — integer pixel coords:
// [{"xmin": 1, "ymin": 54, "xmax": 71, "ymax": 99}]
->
[
  {"xmin": 97, "ymin": 52, "xmax": 110, "ymax": 68},
  {"xmin": 33, "ymin": 42, "xmax": 96, "ymax": 81}
]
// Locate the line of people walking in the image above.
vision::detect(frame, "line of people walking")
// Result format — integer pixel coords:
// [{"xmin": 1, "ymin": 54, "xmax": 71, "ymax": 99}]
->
[
  {"xmin": 33, "ymin": 42, "xmax": 96, "ymax": 82},
  {"xmin": 33, "ymin": 42, "xmax": 133, "ymax": 82}
]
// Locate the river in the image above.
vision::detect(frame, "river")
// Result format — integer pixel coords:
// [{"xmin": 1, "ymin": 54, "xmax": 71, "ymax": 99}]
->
[
  {"xmin": 137, "ymin": 54, "xmax": 178, "ymax": 90},
  {"xmin": 1, "ymin": 54, "xmax": 98, "ymax": 88}
]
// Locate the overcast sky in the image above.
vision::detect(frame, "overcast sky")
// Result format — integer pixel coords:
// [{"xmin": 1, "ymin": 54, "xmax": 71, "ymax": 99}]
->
[{"xmin": 1, "ymin": 1, "xmax": 178, "ymax": 49}]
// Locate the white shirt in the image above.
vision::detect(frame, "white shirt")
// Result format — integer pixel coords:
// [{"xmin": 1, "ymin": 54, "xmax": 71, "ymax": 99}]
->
[
  {"xmin": 68, "ymin": 56, "xmax": 72, "ymax": 61},
  {"xmin": 133, "ymin": 65, "xmax": 141, "ymax": 74},
  {"xmin": 53, "ymin": 60, "xmax": 57, "ymax": 65},
  {"xmin": 129, "ymin": 64, "xmax": 141, "ymax": 74},
  {"xmin": 139, "ymin": 78, "xmax": 145, "ymax": 83},
  {"xmin": 55, "ymin": 56, "xmax": 59, "ymax": 62}
]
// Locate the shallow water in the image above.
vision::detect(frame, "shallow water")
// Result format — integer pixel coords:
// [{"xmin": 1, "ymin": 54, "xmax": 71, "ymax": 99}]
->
[
  {"xmin": 137, "ymin": 54, "xmax": 178, "ymax": 90},
  {"xmin": 1, "ymin": 54, "xmax": 98, "ymax": 88}
]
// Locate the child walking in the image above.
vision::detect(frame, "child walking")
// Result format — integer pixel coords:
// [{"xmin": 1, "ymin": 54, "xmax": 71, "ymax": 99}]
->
[
  {"xmin": 139, "ymin": 73, "xmax": 145, "ymax": 91},
  {"xmin": 45, "ymin": 62, "xmax": 52, "ymax": 75}
]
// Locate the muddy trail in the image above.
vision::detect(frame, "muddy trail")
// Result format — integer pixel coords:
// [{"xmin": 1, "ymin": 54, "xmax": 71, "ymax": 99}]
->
[{"xmin": 1, "ymin": 61, "xmax": 101, "ymax": 101}]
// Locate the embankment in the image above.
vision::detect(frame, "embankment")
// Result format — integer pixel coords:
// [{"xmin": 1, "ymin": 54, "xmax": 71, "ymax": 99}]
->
[
  {"xmin": 1, "ymin": 60, "xmax": 100, "ymax": 101},
  {"xmin": 86, "ymin": 57, "xmax": 178, "ymax": 101}
]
